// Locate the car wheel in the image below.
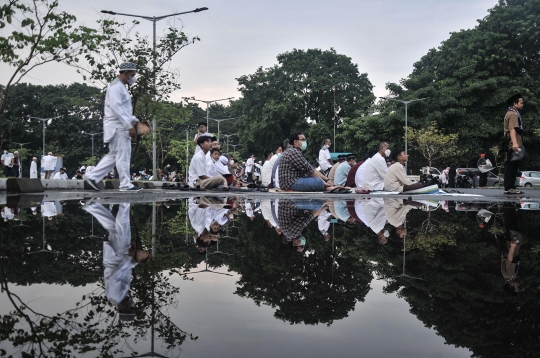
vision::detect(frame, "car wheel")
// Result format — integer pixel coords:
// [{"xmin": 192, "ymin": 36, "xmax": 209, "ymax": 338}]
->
[{"xmin": 525, "ymin": 183, "xmax": 532, "ymax": 187}]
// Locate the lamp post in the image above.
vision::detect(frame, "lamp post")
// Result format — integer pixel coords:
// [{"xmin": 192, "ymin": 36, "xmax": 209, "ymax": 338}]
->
[
  {"xmin": 27, "ymin": 116, "xmax": 60, "ymax": 156},
  {"xmin": 221, "ymin": 134, "xmax": 237, "ymax": 152},
  {"xmin": 378, "ymin": 97, "xmax": 428, "ymax": 171},
  {"xmin": 209, "ymin": 117, "xmax": 235, "ymax": 137},
  {"xmin": 183, "ymin": 97, "xmax": 234, "ymax": 132},
  {"xmin": 101, "ymin": 7, "xmax": 209, "ymax": 181},
  {"xmin": 230, "ymin": 144, "xmax": 241, "ymax": 153},
  {"xmin": 84, "ymin": 132, "xmax": 103, "ymax": 157}
]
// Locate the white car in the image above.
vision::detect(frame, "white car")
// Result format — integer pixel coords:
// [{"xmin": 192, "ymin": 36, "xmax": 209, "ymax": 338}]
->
[{"xmin": 519, "ymin": 171, "xmax": 540, "ymax": 187}]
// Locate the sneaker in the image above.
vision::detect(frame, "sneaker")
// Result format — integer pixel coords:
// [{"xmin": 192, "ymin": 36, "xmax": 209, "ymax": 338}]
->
[
  {"xmin": 119, "ymin": 186, "xmax": 143, "ymax": 192},
  {"xmin": 83, "ymin": 175, "xmax": 101, "ymax": 191}
]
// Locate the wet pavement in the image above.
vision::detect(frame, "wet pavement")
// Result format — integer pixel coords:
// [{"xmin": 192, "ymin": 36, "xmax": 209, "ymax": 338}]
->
[{"xmin": 1, "ymin": 193, "xmax": 539, "ymax": 357}]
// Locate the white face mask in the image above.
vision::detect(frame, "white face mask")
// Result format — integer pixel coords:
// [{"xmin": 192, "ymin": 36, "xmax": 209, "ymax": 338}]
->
[
  {"xmin": 128, "ymin": 74, "xmax": 137, "ymax": 86},
  {"xmin": 384, "ymin": 149, "xmax": 391, "ymax": 157}
]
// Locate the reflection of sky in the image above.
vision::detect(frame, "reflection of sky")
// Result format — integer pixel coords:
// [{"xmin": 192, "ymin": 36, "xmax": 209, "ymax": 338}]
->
[{"xmin": 1, "ymin": 263, "xmax": 469, "ymax": 357}]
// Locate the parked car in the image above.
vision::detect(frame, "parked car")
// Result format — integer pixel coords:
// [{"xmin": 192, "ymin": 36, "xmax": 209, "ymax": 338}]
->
[
  {"xmin": 519, "ymin": 171, "xmax": 540, "ymax": 187},
  {"xmin": 486, "ymin": 171, "xmax": 504, "ymax": 186},
  {"xmin": 520, "ymin": 201, "xmax": 540, "ymax": 210}
]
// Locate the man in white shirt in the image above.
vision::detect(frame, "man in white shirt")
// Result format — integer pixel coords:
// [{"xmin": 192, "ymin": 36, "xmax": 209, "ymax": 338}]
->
[
  {"xmin": 384, "ymin": 149, "xmax": 424, "ymax": 192},
  {"xmin": 245, "ymin": 153, "xmax": 256, "ymax": 182},
  {"xmin": 194, "ymin": 122, "xmax": 213, "ymax": 154},
  {"xmin": 84, "ymin": 62, "xmax": 142, "ymax": 192},
  {"xmin": 30, "ymin": 157, "xmax": 38, "ymax": 179},
  {"xmin": 318, "ymin": 139, "xmax": 334, "ymax": 175},
  {"xmin": 41, "ymin": 152, "xmax": 56, "ymax": 179},
  {"xmin": 261, "ymin": 150, "xmax": 274, "ymax": 187},
  {"xmin": 53, "ymin": 167, "xmax": 68, "ymax": 180},
  {"xmin": 1, "ymin": 149, "xmax": 13, "ymax": 177},
  {"xmin": 188, "ymin": 136, "xmax": 227, "ymax": 189},
  {"xmin": 363, "ymin": 142, "xmax": 390, "ymax": 191}
]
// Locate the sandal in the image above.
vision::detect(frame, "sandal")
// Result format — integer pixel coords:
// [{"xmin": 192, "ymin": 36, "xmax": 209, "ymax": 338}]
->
[
  {"xmin": 355, "ymin": 189, "xmax": 371, "ymax": 194},
  {"xmin": 504, "ymin": 189, "xmax": 523, "ymax": 195}
]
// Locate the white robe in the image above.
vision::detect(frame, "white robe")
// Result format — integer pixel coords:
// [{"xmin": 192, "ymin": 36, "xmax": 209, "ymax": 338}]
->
[{"xmin": 30, "ymin": 161, "xmax": 38, "ymax": 178}]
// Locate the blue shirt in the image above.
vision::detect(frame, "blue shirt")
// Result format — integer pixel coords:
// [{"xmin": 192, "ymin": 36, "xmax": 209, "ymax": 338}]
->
[{"xmin": 334, "ymin": 161, "xmax": 352, "ymax": 186}]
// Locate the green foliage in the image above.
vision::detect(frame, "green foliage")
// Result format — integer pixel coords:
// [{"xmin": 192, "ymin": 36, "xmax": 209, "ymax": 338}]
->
[
  {"xmin": 408, "ymin": 121, "xmax": 460, "ymax": 167},
  {"xmin": 235, "ymin": 48, "xmax": 374, "ymax": 160}
]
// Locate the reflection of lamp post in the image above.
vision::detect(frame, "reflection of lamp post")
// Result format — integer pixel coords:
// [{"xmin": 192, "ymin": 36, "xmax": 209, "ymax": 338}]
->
[
  {"xmin": 28, "ymin": 217, "xmax": 58, "ymax": 254},
  {"xmin": 101, "ymin": 7, "xmax": 209, "ymax": 180},
  {"xmin": 27, "ymin": 116, "xmax": 60, "ymax": 156},
  {"xmin": 185, "ymin": 250, "xmax": 233, "ymax": 276},
  {"xmin": 84, "ymin": 132, "xmax": 103, "ymax": 157},
  {"xmin": 221, "ymin": 134, "xmax": 237, "ymax": 152},
  {"xmin": 209, "ymin": 117, "xmax": 235, "ymax": 136},
  {"xmin": 377, "ymin": 234, "xmax": 423, "ymax": 281},
  {"xmin": 183, "ymin": 97, "xmax": 234, "ymax": 132},
  {"xmin": 378, "ymin": 97, "xmax": 428, "ymax": 171}
]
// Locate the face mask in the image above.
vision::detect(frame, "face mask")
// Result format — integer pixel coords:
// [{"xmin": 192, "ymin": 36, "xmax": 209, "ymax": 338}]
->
[
  {"xmin": 277, "ymin": 153, "xmax": 282, "ymax": 157},
  {"xmin": 300, "ymin": 236, "xmax": 306, "ymax": 246},
  {"xmin": 300, "ymin": 141, "xmax": 307, "ymax": 151},
  {"xmin": 384, "ymin": 149, "xmax": 391, "ymax": 157},
  {"xmin": 128, "ymin": 74, "xmax": 137, "ymax": 86}
]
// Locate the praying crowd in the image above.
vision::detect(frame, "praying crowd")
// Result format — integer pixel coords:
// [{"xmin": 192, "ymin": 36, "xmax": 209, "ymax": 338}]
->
[{"xmin": 186, "ymin": 123, "xmax": 424, "ymax": 194}]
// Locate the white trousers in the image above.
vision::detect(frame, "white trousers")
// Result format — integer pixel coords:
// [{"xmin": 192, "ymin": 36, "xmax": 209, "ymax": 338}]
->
[{"xmin": 87, "ymin": 130, "xmax": 133, "ymax": 189}]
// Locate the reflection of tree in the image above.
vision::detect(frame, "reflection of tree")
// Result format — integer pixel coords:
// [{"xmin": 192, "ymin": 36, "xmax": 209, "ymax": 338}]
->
[
  {"xmin": 228, "ymin": 215, "xmax": 373, "ymax": 325},
  {"xmin": 0, "ymin": 203, "xmax": 197, "ymax": 357},
  {"xmin": 406, "ymin": 211, "xmax": 457, "ymax": 256}
]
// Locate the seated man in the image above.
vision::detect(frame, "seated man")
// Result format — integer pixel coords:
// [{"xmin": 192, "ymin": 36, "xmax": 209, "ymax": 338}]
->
[
  {"xmin": 363, "ymin": 142, "xmax": 390, "ymax": 191},
  {"xmin": 384, "ymin": 148, "xmax": 424, "ymax": 192},
  {"xmin": 278, "ymin": 132, "xmax": 330, "ymax": 192},
  {"xmin": 350, "ymin": 149, "xmax": 377, "ymax": 188},
  {"xmin": 327, "ymin": 154, "xmax": 345, "ymax": 184},
  {"xmin": 261, "ymin": 150, "xmax": 274, "ymax": 187},
  {"xmin": 334, "ymin": 153, "xmax": 356, "ymax": 186},
  {"xmin": 188, "ymin": 136, "xmax": 227, "ymax": 190}
]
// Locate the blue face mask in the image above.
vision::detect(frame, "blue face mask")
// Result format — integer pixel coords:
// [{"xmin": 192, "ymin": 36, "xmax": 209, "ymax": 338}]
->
[
  {"xmin": 300, "ymin": 236, "xmax": 306, "ymax": 246},
  {"xmin": 300, "ymin": 141, "xmax": 307, "ymax": 151}
]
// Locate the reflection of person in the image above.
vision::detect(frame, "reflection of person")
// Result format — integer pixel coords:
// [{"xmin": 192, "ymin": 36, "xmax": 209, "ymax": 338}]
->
[
  {"xmin": 83, "ymin": 62, "xmax": 142, "ymax": 192},
  {"xmin": 84, "ymin": 202, "xmax": 150, "ymax": 320},
  {"xmin": 365, "ymin": 198, "xmax": 388, "ymax": 244},
  {"xmin": 278, "ymin": 199, "xmax": 327, "ymax": 251},
  {"xmin": 318, "ymin": 209, "xmax": 332, "ymax": 241},
  {"xmin": 30, "ymin": 157, "xmax": 38, "ymax": 178},
  {"xmin": 40, "ymin": 201, "xmax": 57, "ymax": 219},
  {"xmin": 188, "ymin": 197, "xmax": 222, "ymax": 254},
  {"xmin": 500, "ymin": 204, "xmax": 522, "ymax": 294}
]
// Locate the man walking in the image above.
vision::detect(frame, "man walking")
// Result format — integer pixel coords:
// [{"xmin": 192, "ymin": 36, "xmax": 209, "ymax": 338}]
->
[
  {"xmin": 503, "ymin": 94, "xmax": 525, "ymax": 195},
  {"xmin": 84, "ymin": 62, "xmax": 142, "ymax": 192}
]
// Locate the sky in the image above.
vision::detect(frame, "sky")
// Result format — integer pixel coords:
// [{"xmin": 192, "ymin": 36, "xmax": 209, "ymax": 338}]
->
[{"xmin": 0, "ymin": 0, "xmax": 499, "ymax": 104}]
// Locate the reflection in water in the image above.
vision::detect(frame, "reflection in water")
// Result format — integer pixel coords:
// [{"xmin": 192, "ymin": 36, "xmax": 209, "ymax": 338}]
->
[{"xmin": 1, "ymin": 195, "xmax": 540, "ymax": 357}]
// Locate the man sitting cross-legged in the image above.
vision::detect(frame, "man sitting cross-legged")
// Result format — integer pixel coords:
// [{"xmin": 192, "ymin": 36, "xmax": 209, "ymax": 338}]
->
[
  {"xmin": 384, "ymin": 148, "xmax": 424, "ymax": 192},
  {"xmin": 188, "ymin": 136, "xmax": 228, "ymax": 190}
]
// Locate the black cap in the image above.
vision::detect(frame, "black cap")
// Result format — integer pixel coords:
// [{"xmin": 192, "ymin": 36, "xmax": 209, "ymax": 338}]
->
[
  {"xmin": 337, "ymin": 154, "xmax": 346, "ymax": 160},
  {"xmin": 507, "ymin": 93, "xmax": 522, "ymax": 106},
  {"xmin": 346, "ymin": 154, "xmax": 357, "ymax": 161}
]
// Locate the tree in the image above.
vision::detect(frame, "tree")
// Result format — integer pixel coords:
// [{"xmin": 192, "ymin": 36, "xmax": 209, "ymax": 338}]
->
[
  {"xmin": 235, "ymin": 48, "xmax": 375, "ymax": 160},
  {"xmin": 407, "ymin": 121, "xmax": 460, "ymax": 167},
  {"xmin": 0, "ymin": 0, "xmax": 99, "ymax": 125}
]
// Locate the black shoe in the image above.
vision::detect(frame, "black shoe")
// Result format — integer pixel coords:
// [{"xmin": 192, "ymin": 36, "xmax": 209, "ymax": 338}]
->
[
  {"xmin": 119, "ymin": 186, "xmax": 143, "ymax": 192},
  {"xmin": 83, "ymin": 175, "xmax": 101, "ymax": 191}
]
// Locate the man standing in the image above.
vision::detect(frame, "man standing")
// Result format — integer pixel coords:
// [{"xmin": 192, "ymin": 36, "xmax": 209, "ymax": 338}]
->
[
  {"xmin": 245, "ymin": 154, "xmax": 256, "ymax": 183},
  {"xmin": 42, "ymin": 152, "xmax": 56, "ymax": 179},
  {"xmin": 363, "ymin": 142, "xmax": 390, "ymax": 191},
  {"xmin": 194, "ymin": 122, "xmax": 213, "ymax": 154},
  {"xmin": 477, "ymin": 153, "xmax": 488, "ymax": 188},
  {"xmin": 30, "ymin": 157, "xmax": 38, "ymax": 179},
  {"xmin": 318, "ymin": 139, "xmax": 334, "ymax": 176},
  {"xmin": 84, "ymin": 61, "xmax": 142, "ymax": 192},
  {"xmin": 503, "ymin": 94, "xmax": 525, "ymax": 195},
  {"xmin": 1, "ymin": 149, "xmax": 13, "ymax": 177}
]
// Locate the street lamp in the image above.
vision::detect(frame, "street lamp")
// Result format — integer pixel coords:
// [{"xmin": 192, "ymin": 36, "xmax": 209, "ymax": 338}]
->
[
  {"xmin": 84, "ymin": 132, "xmax": 103, "ymax": 157},
  {"xmin": 209, "ymin": 117, "xmax": 235, "ymax": 137},
  {"xmin": 221, "ymin": 134, "xmax": 237, "ymax": 152},
  {"xmin": 230, "ymin": 144, "xmax": 241, "ymax": 153},
  {"xmin": 183, "ymin": 97, "xmax": 234, "ymax": 132},
  {"xmin": 378, "ymin": 97, "xmax": 429, "ymax": 171},
  {"xmin": 102, "ymin": 7, "xmax": 209, "ymax": 181},
  {"xmin": 27, "ymin": 116, "xmax": 61, "ymax": 156}
]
